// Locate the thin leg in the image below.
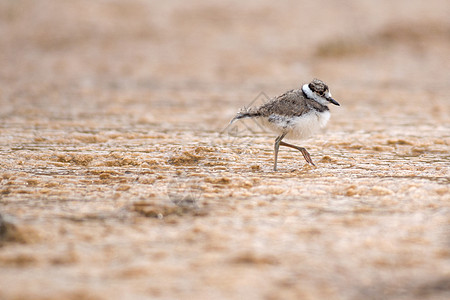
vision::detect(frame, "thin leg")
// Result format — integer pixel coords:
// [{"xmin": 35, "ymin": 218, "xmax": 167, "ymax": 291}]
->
[
  {"xmin": 279, "ymin": 141, "xmax": 316, "ymax": 166},
  {"xmin": 273, "ymin": 133, "xmax": 287, "ymax": 171}
]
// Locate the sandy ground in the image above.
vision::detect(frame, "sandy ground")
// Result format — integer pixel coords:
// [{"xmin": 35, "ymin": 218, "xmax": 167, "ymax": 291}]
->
[{"xmin": 0, "ymin": 0, "xmax": 449, "ymax": 299}]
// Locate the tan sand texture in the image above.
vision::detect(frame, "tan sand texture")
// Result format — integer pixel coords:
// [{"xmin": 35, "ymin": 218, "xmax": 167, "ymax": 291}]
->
[{"xmin": 0, "ymin": 0, "xmax": 449, "ymax": 299}]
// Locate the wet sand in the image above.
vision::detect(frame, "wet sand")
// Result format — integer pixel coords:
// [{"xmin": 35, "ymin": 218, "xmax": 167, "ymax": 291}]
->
[{"xmin": 0, "ymin": 0, "xmax": 449, "ymax": 299}]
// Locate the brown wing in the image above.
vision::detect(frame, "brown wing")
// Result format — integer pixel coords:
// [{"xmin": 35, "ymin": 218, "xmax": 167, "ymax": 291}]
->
[{"xmin": 255, "ymin": 89, "xmax": 310, "ymax": 117}]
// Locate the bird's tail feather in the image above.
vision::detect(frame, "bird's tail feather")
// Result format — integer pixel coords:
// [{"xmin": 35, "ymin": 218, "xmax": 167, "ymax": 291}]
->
[{"xmin": 229, "ymin": 108, "xmax": 259, "ymax": 125}]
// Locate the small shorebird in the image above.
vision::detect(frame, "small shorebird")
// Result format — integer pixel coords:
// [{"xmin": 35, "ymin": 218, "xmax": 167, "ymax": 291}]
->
[{"xmin": 230, "ymin": 79, "xmax": 340, "ymax": 171}]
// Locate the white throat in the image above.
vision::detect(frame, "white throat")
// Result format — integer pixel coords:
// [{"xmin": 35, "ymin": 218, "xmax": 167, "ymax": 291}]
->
[{"xmin": 302, "ymin": 84, "xmax": 329, "ymax": 106}]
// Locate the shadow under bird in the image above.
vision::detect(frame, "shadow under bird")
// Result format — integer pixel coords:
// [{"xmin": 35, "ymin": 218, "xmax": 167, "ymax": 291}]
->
[{"xmin": 230, "ymin": 79, "xmax": 340, "ymax": 171}]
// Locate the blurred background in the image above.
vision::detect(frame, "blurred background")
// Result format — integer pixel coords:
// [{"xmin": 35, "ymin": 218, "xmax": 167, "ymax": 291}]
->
[
  {"xmin": 1, "ymin": 0, "xmax": 449, "ymax": 128},
  {"xmin": 1, "ymin": 1, "xmax": 449, "ymax": 299}
]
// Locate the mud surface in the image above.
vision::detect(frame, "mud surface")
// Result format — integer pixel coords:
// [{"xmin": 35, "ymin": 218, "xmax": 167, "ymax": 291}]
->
[{"xmin": 0, "ymin": 0, "xmax": 449, "ymax": 299}]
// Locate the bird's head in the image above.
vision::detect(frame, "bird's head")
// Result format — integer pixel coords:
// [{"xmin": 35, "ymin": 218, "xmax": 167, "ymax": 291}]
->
[{"xmin": 302, "ymin": 79, "xmax": 340, "ymax": 106}]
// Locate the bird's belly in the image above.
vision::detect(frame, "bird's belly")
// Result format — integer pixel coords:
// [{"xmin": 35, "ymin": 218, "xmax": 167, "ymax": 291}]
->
[{"xmin": 262, "ymin": 110, "xmax": 330, "ymax": 139}]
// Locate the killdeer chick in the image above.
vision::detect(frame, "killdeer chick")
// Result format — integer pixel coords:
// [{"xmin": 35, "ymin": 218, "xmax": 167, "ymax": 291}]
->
[{"xmin": 230, "ymin": 79, "xmax": 340, "ymax": 171}]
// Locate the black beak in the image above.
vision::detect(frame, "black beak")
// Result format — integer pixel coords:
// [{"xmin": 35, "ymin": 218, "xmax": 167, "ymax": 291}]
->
[{"xmin": 327, "ymin": 97, "xmax": 340, "ymax": 106}]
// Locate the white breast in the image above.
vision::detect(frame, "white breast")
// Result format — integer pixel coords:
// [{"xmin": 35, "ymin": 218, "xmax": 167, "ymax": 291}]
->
[{"xmin": 260, "ymin": 110, "xmax": 330, "ymax": 140}]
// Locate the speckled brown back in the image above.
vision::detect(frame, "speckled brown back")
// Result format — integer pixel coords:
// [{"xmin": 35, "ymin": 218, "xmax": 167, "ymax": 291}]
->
[{"xmin": 253, "ymin": 89, "xmax": 329, "ymax": 117}]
